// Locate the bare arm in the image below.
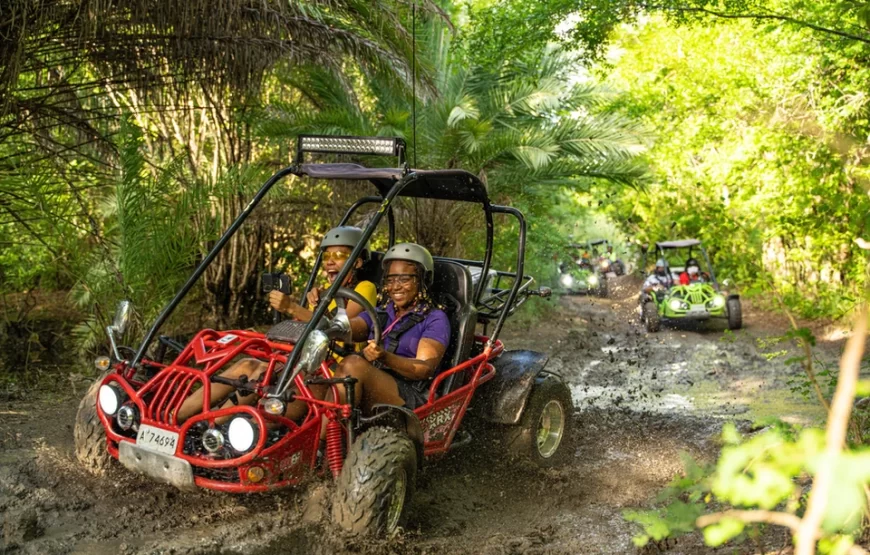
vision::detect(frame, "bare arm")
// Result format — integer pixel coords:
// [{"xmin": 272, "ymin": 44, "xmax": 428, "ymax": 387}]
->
[{"xmin": 369, "ymin": 339, "xmax": 446, "ymax": 381}]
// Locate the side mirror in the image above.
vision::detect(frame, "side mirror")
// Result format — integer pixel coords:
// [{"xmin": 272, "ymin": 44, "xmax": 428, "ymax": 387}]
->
[{"xmin": 112, "ymin": 300, "xmax": 132, "ymax": 336}]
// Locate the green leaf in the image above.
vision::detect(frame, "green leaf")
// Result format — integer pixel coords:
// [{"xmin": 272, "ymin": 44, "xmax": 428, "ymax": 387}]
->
[{"xmin": 702, "ymin": 517, "xmax": 745, "ymax": 547}]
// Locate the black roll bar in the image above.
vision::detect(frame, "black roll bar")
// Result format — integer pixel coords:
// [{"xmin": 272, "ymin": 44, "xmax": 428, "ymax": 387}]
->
[
  {"xmin": 485, "ymin": 205, "xmax": 526, "ymax": 346},
  {"xmin": 130, "ymin": 166, "xmax": 298, "ymax": 368}
]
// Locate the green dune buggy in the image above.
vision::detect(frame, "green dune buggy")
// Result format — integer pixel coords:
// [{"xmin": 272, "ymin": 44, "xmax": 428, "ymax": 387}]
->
[
  {"xmin": 558, "ymin": 244, "xmax": 607, "ymax": 297},
  {"xmin": 639, "ymin": 239, "xmax": 741, "ymax": 332}
]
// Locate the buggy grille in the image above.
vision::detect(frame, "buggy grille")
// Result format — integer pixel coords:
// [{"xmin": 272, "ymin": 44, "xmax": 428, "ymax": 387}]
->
[{"xmin": 145, "ymin": 368, "xmax": 204, "ymax": 425}]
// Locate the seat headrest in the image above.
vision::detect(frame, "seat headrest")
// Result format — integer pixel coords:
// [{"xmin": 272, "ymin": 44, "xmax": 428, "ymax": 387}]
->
[{"xmin": 431, "ymin": 260, "xmax": 472, "ymax": 307}]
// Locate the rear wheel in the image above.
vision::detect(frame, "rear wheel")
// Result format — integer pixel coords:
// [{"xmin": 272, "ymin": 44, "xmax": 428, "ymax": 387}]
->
[
  {"xmin": 727, "ymin": 298, "xmax": 743, "ymax": 330},
  {"xmin": 505, "ymin": 377, "xmax": 573, "ymax": 467},
  {"xmin": 332, "ymin": 427, "xmax": 417, "ymax": 537},
  {"xmin": 643, "ymin": 301, "xmax": 660, "ymax": 333},
  {"xmin": 74, "ymin": 377, "xmax": 112, "ymax": 474}
]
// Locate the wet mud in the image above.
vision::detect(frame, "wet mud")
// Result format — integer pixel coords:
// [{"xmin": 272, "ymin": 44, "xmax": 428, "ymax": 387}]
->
[{"xmin": 0, "ymin": 277, "xmax": 844, "ymax": 554}]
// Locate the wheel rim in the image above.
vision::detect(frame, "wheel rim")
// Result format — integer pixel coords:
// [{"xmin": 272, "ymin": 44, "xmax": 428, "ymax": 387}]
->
[
  {"xmin": 386, "ymin": 468, "xmax": 407, "ymax": 534},
  {"xmin": 536, "ymin": 400, "xmax": 565, "ymax": 459}
]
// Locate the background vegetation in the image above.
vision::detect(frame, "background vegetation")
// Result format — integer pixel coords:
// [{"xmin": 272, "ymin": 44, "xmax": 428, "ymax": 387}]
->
[{"xmin": 3, "ymin": 1, "xmax": 870, "ymax": 552}]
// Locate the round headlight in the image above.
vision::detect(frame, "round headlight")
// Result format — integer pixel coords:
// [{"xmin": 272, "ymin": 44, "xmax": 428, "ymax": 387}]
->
[
  {"xmin": 98, "ymin": 384, "xmax": 122, "ymax": 416},
  {"xmin": 711, "ymin": 295, "xmax": 725, "ymax": 308},
  {"xmin": 669, "ymin": 299, "xmax": 683, "ymax": 311},
  {"xmin": 560, "ymin": 275, "xmax": 573, "ymax": 287},
  {"xmin": 202, "ymin": 428, "xmax": 225, "ymax": 453},
  {"xmin": 227, "ymin": 417, "xmax": 257, "ymax": 453},
  {"xmin": 587, "ymin": 275, "xmax": 599, "ymax": 285},
  {"xmin": 117, "ymin": 404, "xmax": 138, "ymax": 431},
  {"xmin": 260, "ymin": 397, "xmax": 286, "ymax": 416}
]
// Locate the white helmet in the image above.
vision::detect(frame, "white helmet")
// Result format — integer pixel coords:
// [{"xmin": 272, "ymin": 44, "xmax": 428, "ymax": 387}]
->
[{"xmin": 382, "ymin": 243, "xmax": 434, "ymax": 286}]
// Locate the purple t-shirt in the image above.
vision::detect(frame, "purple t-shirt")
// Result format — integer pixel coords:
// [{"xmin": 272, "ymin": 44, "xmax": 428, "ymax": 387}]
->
[{"xmin": 360, "ymin": 303, "xmax": 451, "ymax": 360}]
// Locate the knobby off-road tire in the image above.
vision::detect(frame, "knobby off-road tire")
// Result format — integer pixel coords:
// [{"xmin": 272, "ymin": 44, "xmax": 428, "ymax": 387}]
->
[
  {"xmin": 504, "ymin": 378, "xmax": 574, "ymax": 468},
  {"xmin": 727, "ymin": 298, "xmax": 743, "ymax": 330},
  {"xmin": 597, "ymin": 279, "xmax": 608, "ymax": 298},
  {"xmin": 74, "ymin": 376, "xmax": 112, "ymax": 474},
  {"xmin": 332, "ymin": 426, "xmax": 417, "ymax": 537},
  {"xmin": 643, "ymin": 301, "xmax": 660, "ymax": 333}
]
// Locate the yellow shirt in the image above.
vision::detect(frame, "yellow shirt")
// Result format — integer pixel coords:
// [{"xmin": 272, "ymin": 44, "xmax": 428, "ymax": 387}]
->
[{"xmin": 317, "ymin": 280, "xmax": 378, "ymax": 363}]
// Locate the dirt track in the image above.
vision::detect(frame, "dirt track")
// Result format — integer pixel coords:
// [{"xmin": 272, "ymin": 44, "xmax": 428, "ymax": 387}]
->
[{"xmin": 0, "ymin": 277, "xmax": 846, "ymax": 554}]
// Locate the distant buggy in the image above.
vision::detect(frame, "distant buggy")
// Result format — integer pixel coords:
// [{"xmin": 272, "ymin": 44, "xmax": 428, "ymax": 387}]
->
[{"xmin": 639, "ymin": 239, "xmax": 742, "ymax": 333}]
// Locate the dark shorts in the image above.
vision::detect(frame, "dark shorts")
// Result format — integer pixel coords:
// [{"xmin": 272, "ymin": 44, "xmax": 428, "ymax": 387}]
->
[
  {"xmin": 395, "ymin": 378, "xmax": 428, "ymax": 409},
  {"xmin": 371, "ymin": 359, "xmax": 429, "ymax": 410}
]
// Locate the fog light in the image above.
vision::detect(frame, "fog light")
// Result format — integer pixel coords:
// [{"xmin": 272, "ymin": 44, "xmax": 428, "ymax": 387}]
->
[
  {"xmin": 94, "ymin": 356, "xmax": 111, "ymax": 371},
  {"xmin": 247, "ymin": 466, "xmax": 266, "ymax": 483},
  {"xmin": 261, "ymin": 397, "xmax": 286, "ymax": 416},
  {"xmin": 202, "ymin": 428, "xmax": 225, "ymax": 453},
  {"xmin": 117, "ymin": 404, "xmax": 138, "ymax": 431},
  {"xmin": 669, "ymin": 299, "xmax": 683, "ymax": 311},
  {"xmin": 711, "ymin": 295, "xmax": 725, "ymax": 308}
]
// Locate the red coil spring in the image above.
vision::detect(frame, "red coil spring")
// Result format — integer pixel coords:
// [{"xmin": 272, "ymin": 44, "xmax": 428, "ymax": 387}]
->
[{"xmin": 326, "ymin": 419, "xmax": 344, "ymax": 478}]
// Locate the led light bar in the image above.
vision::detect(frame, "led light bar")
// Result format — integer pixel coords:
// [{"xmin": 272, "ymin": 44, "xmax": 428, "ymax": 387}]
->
[{"xmin": 297, "ymin": 135, "xmax": 405, "ymax": 158}]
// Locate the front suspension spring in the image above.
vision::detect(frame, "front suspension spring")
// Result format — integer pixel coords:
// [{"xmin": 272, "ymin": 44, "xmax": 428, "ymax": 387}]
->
[{"xmin": 326, "ymin": 419, "xmax": 344, "ymax": 478}]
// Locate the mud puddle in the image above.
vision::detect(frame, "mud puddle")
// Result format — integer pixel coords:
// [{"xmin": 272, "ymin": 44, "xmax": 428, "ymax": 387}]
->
[{"xmin": 0, "ymin": 276, "xmax": 845, "ymax": 554}]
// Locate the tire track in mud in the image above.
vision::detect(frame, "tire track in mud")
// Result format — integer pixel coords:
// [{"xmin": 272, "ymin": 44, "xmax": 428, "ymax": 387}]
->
[{"xmin": 0, "ymin": 278, "xmax": 825, "ymax": 554}]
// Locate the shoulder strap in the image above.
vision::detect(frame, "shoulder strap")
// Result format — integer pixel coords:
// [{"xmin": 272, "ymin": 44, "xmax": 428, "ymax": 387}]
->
[{"xmin": 385, "ymin": 313, "xmax": 425, "ymax": 354}]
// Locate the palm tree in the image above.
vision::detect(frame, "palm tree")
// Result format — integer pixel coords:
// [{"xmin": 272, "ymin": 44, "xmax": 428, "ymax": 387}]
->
[{"xmin": 260, "ymin": 21, "xmax": 647, "ymax": 256}]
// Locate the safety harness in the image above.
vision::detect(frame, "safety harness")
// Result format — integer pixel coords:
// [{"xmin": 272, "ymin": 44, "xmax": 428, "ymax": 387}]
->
[{"xmin": 376, "ymin": 308, "xmax": 426, "ymax": 354}]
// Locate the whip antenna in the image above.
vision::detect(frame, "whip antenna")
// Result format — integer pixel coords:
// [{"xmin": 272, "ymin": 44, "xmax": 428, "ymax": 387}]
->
[{"xmin": 412, "ymin": 1, "xmax": 420, "ymax": 244}]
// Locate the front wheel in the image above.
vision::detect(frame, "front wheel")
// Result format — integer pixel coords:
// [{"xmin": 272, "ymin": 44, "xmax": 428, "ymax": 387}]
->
[
  {"xmin": 727, "ymin": 298, "xmax": 743, "ymax": 330},
  {"xmin": 332, "ymin": 427, "xmax": 417, "ymax": 537},
  {"xmin": 597, "ymin": 279, "xmax": 608, "ymax": 298},
  {"xmin": 505, "ymin": 377, "xmax": 574, "ymax": 467},
  {"xmin": 643, "ymin": 301, "xmax": 660, "ymax": 333},
  {"xmin": 74, "ymin": 376, "xmax": 113, "ymax": 474}
]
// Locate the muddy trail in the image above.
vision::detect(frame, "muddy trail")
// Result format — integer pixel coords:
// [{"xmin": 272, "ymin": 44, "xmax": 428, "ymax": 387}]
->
[{"xmin": 1, "ymin": 277, "xmax": 846, "ymax": 554}]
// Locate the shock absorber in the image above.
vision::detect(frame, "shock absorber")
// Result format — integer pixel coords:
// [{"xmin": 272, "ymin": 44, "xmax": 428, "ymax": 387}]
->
[{"xmin": 326, "ymin": 418, "xmax": 344, "ymax": 478}]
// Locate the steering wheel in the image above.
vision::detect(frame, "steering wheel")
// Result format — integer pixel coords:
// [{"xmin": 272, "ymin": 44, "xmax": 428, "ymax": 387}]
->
[{"xmin": 329, "ymin": 287, "xmax": 382, "ymax": 346}]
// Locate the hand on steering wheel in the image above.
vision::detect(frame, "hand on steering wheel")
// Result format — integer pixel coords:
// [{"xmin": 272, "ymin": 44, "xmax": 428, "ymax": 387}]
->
[{"xmin": 326, "ymin": 287, "xmax": 382, "ymax": 346}]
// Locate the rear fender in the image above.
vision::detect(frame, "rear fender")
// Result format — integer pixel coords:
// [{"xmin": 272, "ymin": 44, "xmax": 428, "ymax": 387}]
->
[
  {"xmin": 477, "ymin": 350, "xmax": 550, "ymax": 425},
  {"xmin": 363, "ymin": 404, "xmax": 424, "ymax": 468}
]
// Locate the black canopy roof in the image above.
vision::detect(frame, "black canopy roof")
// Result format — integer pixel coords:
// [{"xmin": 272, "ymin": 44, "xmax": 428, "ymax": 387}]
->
[{"xmin": 297, "ymin": 163, "xmax": 489, "ymax": 204}]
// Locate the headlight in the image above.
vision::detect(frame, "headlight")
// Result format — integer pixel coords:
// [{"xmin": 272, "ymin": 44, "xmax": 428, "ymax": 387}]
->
[
  {"xmin": 561, "ymin": 275, "xmax": 574, "ymax": 287},
  {"xmin": 711, "ymin": 295, "xmax": 725, "ymax": 308},
  {"xmin": 296, "ymin": 330, "xmax": 330, "ymax": 375},
  {"xmin": 98, "ymin": 384, "xmax": 122, "ymax": 416},
  {"xmin": 601, "ymin": 260, "xmax": 611, "ymax": 268},
  {"xmin": 587, "ymin": 275, "xmax": 599, "ymax": 285},
  {"xmin": 227, "ymin": 417, "xmax": 257, "ymax": 453},
  {"xmin": 669, "ymin": 299, "xmax": 684, "ymax": 311},
  {"xmin": 117, "ymin": 403, "xmax": 138, "ymax": 431}
]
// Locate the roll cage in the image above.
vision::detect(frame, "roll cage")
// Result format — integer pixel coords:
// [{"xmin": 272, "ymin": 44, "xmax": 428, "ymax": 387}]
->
[
  {"xmin": 641, "ymin": 239, "xmax": 719, "ymax": 289},
  {"xmin": 130, "ymin": 135, "xmax": 534, "ymax": 399}
]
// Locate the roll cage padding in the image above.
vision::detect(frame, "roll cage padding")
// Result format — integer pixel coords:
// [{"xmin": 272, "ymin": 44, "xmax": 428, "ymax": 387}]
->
[{"xmin": 476, "ymin": 350, "xmax": 550, "ymax": 424}]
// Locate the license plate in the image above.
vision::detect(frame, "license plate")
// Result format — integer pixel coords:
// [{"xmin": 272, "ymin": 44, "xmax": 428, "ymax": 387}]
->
[{"xmin": 136, "ymin": 424, "xmax": 180, "ymax": 455}]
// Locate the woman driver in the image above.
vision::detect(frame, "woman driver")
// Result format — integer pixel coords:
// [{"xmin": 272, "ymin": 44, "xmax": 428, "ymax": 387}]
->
[
  {"xmin": 334, "ymin": 243, "xmax": 450, "ymax": 411},
  {"xmin": 176, "ymin": 226, "xmax": 377, "ymax": 422}
]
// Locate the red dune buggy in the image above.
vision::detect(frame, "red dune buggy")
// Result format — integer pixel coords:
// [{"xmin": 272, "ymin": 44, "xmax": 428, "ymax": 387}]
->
[{"xmin": 74, "ymin": 135, "xmax": 574, "ymax": 536}]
